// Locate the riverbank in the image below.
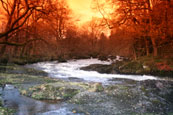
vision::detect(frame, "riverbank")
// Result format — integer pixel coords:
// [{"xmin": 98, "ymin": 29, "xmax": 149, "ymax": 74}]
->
[
  {"xmin": 0, "ymin": 63, "xmax": 108, "ymax": 114},
  {"xmin": 0, "ymin": 59, "xmax": 173, "ymax": 114},
  {"xmin": 82, "ymin": 56, "xmax": 173, "ymax": 78},
  {"xmin": 0, "ymin": 54, "xmax": 90, "ymax": 65},
  {"xmin": 0, "ymin": 64, "xmax": 58, "ymax": 114}
]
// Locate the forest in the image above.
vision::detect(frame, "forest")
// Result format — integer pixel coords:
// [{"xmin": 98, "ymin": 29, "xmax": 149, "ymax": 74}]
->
[
  {"xmin": 0, "ymin": 0, "xmax": 173, "ymax": 64},
  {"xmin": 0, "ymin": 0, "xmax": 173, "ymax": 114}
]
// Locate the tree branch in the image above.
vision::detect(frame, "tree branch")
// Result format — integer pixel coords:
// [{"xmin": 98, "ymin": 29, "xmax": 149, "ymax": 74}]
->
[{"xmin": 0, "ymin": 38, "xmax": 49, "ymax": 46}]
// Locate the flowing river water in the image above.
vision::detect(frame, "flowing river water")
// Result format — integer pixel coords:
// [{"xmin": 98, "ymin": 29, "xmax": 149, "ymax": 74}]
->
[
  {"xmin": 1, "ymin": 59, "xmax": 173, "ymax": 115},
  {"xmin": 28, "ymin": 59, "xmax": 158, "ymax": 83}
]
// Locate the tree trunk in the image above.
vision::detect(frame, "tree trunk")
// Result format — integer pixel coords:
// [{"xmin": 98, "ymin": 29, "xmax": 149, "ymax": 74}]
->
[
  {"xmin": 145, "ymin": 37, "xmax": 150, "ymax": 56},
  {"xmin": 132, "ymin": 44, "xmax": 137, "ymax": 60},
  {"xmin": 20, "ymin": 45, "xmax": 26, "ymax": 58},
  {"xmin": 0, "ymin": 35, "xmax": 8, "ymax": 57},
  {"xmin": 0, "ymin": 45, "xmax": 7, "ymax": 57},
  {"xmin": 151, "ymin": 37, "xmax": 158, "ymax": 57}
]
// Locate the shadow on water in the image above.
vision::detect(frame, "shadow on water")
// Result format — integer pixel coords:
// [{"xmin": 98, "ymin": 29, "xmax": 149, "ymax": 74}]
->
[{"xmin": 1, "ymin": 84, "xmax": 64, "ymax": 115}]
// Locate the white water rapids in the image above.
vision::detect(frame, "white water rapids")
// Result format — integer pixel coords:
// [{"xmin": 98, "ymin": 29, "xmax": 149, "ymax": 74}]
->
[{"xmin": 28, "ymin": 58, "xmax": 158, "ymax": 83}]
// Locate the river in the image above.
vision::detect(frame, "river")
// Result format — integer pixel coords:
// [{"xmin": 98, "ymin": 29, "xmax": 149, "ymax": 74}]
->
[
  {"xmin": 1, "ymin": 59, "xmax": 173, "ymax": 115},
  {"xmin": 28, "ymin": 58, "xmax": 158, "ymax": 83}
]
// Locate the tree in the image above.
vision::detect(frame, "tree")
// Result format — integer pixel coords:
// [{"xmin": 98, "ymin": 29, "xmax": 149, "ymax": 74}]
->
[
  {"xmin": 0, "ymin": 0, "xmax": 50, "ymax": 39},
  {"xmin": 0, "ymin": 0, "xmax": 54, "ymax": 57},
  {"xmin": 45, "ymin": 0, "xmax": 71, "ymax": 41},
  {"xmin": 93, "ymin": 0, "xmax": 173, "ymax": 58},
  {"xmin": 0, "ymin": 0, "xmax": 73, "ymax": 59}
]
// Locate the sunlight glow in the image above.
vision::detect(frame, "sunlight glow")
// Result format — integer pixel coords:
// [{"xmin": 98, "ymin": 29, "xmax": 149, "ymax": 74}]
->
[{"xmin": 67, "ymin": 0, "xmax": 103, "ymax": 24}]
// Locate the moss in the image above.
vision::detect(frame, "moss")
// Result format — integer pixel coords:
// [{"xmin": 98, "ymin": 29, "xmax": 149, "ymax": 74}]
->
[
  {"xmin": 113, "ymin": 56, "xmax": 173, "ymax": 78},
  {"xmin": 130, "ymin": 113, "xmax": 155, "ymax": 115},
  {"xmin": 118, "ymin": 61, "xmax": 144, "ymax": 74},
  {"xmin": 0, "ymin": 64, "xmax": 48, "ymax": 76},
  {"xmin": 125, "ymin": 61, "xmax": 143, "ymax": 70},
  {"xmin": 20, "ymin": 84, "xmax": 80, "ymax": 100},
  {"xmin": 63, "ymin": 89, "xmax": 79, "ymax": 99},
  {"xmin": 0, "ymin": 107, "xmax": 16, "ymax": 115},
  {"xmin": 9, "ymin": 58, "xmax": 28, "ymax": 65},
  {"xmin": 0, "ymin": 56, "xmax": 55, "ymax": 65},
  {"xmin": 89, "ymin": 83, "xmax": 104, "ymax": 92},
  {"xmin": 168, "ymin": 112, "xmax": 173, "ymax": 115},
  {"xmin": 152, "ymin": 99, "xmax": 161, "ymax": 105},
  {"xmin": 105, "ymin": 84, "xmax": 140, "ymax": 103},
  {"xmin": 141, "ymin": 86, "xmax": 147, "ymax": 93},
  {"xmin": 0, "ymin": 73, "xmax": 56, "ymax": 86},
  {"xmin": 0, "ymin": 98, "xmax": 16, "ymax": 115},
  {"xmin": 95, "ymin": 84, "xmax": 104, "ymax": 92}
]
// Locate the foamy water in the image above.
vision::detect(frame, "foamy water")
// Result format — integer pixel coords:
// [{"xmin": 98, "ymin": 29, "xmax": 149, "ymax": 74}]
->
[
  {"xmin": 28, "ymin": 58, "xmax": 158, "ymax": 83},
  {"xmin": 38, "ymin": 107, "xmax": 83, "ymax": 115}
]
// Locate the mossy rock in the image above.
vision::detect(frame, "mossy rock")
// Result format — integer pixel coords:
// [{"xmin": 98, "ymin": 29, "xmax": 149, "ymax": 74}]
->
[
  {"xmin": 81, "ymin": 64, "xmax": 115, "ymax": 74},
  {"xmin": 90, "ymin": 83, "xmax": 104, "ymax": 92},
  {"xmin": 0, "ymin": 107, "xmax": 16, "ymax": 115},
  {"xmin": 106, "ymin": 84, "xmax": 139, "ymax": 102},
  {"xmin": 118, "ymin": 61, "xmax": 143, "ymax": 74},
  {"xmin": 63, "ymin": 89, "xmax": 79, "ymax": 99},
  {"xmin": 0, "ymin": 73, "xmax": 56, "ymax": 85},
  {"xmin": 0, "ymin": 64, "xmax": 48, "ymax": 76},
  {"xmin": 20, "ymin": 84, "xmax": 79, "ymax": 100},
  {"xmin": 122, "ymin": 61, "xmax": 143, "ymax": 70}
]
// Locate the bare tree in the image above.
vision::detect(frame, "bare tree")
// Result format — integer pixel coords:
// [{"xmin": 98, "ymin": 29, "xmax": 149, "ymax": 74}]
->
[{"xmin": 0, "ymin": 0, "xmax": 54, "ymax": 57}]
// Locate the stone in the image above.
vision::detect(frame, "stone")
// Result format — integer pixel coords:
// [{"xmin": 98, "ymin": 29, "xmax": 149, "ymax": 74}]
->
[{"xmin": 92, "ymin": 83, "xmax": 104, "ymax": 92}]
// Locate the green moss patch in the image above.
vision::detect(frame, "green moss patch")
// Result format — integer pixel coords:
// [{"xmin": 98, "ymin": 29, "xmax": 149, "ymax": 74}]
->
[
  {"xmin": 0, "ymin": 107, "xmax": 16, "ymax": 115},
  {"xmin": 0, "ymin": 64, "xmax": 48, "ymax": 76},
  {"xmin": 0, "ymin": 73, "xmax": 56, "ymax": 86},
  {"xmin": 118, "ymin": 61, "xmax": 144, "ymax": 74},
  {"xmin": 114, "ymin": 56, "xmax": 173, "ymax": 78},
  {"xmin": 0, "ymin": 97, "xmax": 15, "ymax": 115},
  {"xmin": 20, "ymin": 84, "xmax": 79, "ymax": 100}
]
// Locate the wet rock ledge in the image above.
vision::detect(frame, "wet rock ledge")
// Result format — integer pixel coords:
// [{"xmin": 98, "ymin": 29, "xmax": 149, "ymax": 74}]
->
[{"xmin": 81, "ymin": 56, "xmax": 173, "ymax": 78}]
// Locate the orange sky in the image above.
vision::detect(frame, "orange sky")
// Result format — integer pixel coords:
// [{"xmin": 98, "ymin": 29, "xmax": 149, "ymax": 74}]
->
[{"xmin": 67, "ymin": 0, "xmax": 102, "ymax": 24}]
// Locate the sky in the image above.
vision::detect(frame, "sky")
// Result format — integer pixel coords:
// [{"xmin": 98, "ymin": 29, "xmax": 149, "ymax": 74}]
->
[{"xmin": 67, "ymin": 0, "xmax": 102, "ymax": 24}]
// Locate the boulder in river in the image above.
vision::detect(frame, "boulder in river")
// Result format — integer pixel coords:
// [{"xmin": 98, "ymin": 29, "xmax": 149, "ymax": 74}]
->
[{"xmin": 81, "ymin": 64, "xmax": 117, "ymax": 74}]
